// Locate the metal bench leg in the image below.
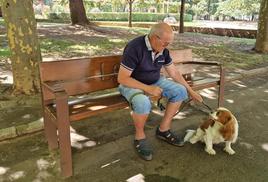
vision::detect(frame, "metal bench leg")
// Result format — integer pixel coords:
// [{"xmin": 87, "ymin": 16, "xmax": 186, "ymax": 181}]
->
[
  {"xmin": 44, "ymin": 108, "xmax": 58, "ymax": 150},
  {"xmin": 218, "ymin": 66, "xmax": 225, "ymax": 107},
  {"xmin": 56, "ymin": 92, "xmax": 73, "ymax": 178}
]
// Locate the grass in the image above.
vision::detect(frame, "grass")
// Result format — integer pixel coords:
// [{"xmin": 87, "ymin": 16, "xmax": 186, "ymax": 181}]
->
[
  {"xmin": 0, "ymin": 47, "xmax": 11, "ymax": 58},
  {"xmin": 0, "ymin": 22, "xmax": 267, "ymax": 69},
  {"xmin": 0, "ymin": 18, "xmax": 4, "ymax": 26},
  {"xmin": 40, "ymin": 37, "xmax": 128, "ymax": 58},
  {"xmin": 171, "ymin": 32, "xmax": 268, "ymax": 69},
  {"xmin": 193, "ymin": 44, "xmax": 266, "ymax": 68}
]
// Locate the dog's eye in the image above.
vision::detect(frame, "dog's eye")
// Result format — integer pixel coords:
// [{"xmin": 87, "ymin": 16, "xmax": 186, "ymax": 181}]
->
[{"xmin": 216, "ymin": 111, "xmax": 219, "ymax": 116}]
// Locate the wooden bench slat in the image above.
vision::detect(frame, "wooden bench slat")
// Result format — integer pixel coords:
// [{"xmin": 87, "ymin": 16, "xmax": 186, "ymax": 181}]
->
[
  {"xmin": 46, "ymin": 94, "xmax": 161, "ymax": 122},
  {"xmin": 191, "ymin": 78, "xmax": 220, "ymax": 90},
  {"xmin": 39, "ymin": 55, "xmax": 122, "ymax": 82},
  {"xmin": 43, "ymin": 76, "xmax": 119, "ymax": 100}
]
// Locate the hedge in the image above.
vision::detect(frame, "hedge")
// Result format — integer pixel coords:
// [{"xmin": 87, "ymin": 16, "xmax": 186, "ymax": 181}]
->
[{"xmin": 48, "ymin": 12, "xmax": 193, "ymax": 22}]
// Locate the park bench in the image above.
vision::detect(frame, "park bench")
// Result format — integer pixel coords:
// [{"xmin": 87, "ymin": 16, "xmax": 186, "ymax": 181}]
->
[{"xmin": 39, "ymin": 48, "xmax": 225, "ymax": 177}]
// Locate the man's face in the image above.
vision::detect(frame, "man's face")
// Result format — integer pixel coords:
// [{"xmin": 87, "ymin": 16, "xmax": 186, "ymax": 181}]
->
[{"xmin": 153, "ymin": 32, "xmax": 173, "ymax": 52}]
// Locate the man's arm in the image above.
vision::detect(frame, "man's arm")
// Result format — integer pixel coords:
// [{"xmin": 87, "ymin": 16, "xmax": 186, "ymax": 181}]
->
[
  {"xmin": 117, "ymin": 66, "xmax": 162, "ymax": 97},
  {"xmin": 164, "ymin": 63, "xmax": 203, "ymax": 102}
]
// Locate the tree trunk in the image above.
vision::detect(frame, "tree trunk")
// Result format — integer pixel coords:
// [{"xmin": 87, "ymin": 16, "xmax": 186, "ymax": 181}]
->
[
  {"xmin": 69, "ymin": 0, "xmax": 89, "ymax": 25},
  {"xmin": 179, "ymin": 0, "xmax": 185, "ymax": 33},
  {"xmin": 255, "ymin": 0, "xmax": 268, "ymax": 53},
  {"xmin": 127, "ymin": 0, "xmax": 134, "ymax": 28},
  {"xmin": 2, "ymin": 0, "xmax": 41, "ymax": 95},
  {"xmin": 207, "ymin": 0, "xmax": 211, "ymax": 20}
]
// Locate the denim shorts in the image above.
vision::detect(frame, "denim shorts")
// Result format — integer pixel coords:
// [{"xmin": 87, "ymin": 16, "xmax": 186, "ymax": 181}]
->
[{"xmin": 118, "ymin": 77, "xmax": 188, "ymax": 114}]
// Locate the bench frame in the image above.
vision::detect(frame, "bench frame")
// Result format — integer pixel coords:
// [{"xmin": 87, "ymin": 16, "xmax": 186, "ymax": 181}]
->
[{"xmin": 39, "ymin": 49, "xmax": 225, "ymax": 177}]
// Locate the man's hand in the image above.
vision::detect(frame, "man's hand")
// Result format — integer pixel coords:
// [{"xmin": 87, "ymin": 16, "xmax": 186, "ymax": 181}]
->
[
  {"xmin": 145, "ymin": 86, "xmax": 163, "ymax": 97},
  {"xmin": 189, "ymin": 91, "xmax": 203, "ymax": 103}
]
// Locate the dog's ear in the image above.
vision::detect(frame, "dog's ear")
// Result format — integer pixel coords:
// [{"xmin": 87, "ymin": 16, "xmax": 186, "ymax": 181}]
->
[
  {"xmin": 218, "ymin": 110, "xmax": 232, "ymax": 125},
  {"xmin": 225, "ymin": 116, "xmax": 232, "ymax": 123},
  {"xmin": 220, "ymin": 119, "xmax": 234, "ymax": 141}
]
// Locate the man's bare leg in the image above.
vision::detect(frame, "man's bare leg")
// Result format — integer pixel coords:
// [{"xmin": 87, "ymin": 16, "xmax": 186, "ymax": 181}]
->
[
  {"xmin": 156, "ymin": 101, "xmax": 184, "ymax": 146},
  {"xmin": 159, "ymin": 102, "xmax": 181, "ymax": 131},
  {"xmin": 132, "ymin": 113, "xmax": 149, "ymax": 140}
]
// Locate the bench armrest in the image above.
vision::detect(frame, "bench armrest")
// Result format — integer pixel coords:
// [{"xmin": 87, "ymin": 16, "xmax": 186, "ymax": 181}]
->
[
  {"xmin": 181, "ymin": 61, "xmax": 221, "ymax": 66},
  {"xmin": 42, "ymin": 81, "xmax": 66, "ymax": 93}
]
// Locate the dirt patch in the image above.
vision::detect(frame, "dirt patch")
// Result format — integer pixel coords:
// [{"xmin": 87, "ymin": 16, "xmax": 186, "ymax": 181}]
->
[{"xmin": 38, "ymin": 24, "xmax": 140, "ymax": 43}]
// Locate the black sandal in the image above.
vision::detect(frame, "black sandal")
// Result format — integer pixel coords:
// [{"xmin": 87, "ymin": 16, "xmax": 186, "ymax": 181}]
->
[
  {"xmin": 134, "ymin": 139, "xmax": 153, "ymax": 161},
  {"xmin": 156, "ymin": 126, "xmax": 184, "ymax": 147}
]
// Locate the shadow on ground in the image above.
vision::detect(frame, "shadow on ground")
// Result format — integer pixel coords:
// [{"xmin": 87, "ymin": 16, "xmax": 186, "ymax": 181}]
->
[{"xmin": 0, "ymin": 75, "xmax": 267, "ymax": 182}]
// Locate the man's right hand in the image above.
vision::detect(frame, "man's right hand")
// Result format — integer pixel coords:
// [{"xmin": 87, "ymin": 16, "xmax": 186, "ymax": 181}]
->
[{"xmin": 145, "ymin": 86, "xmax": 163, "ymax": 97}]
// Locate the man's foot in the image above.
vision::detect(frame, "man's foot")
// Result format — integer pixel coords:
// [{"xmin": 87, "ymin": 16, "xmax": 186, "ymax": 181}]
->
[
  {"xmin": 134, "ymin": 139, "xmax": 153, "ymax": 161},
  {"xmin": 156, "ymin": 126, "xmax": 184, "ymax": 147}
]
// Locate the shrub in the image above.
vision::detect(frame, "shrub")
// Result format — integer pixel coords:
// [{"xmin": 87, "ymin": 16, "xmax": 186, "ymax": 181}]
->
[
  {"xmin": 87, "ymin": 12, "xmax": 192, "ymax": 22},
  {"xmin": 47, "ymin": 12, "xmax": 193, "ymax": 22}
]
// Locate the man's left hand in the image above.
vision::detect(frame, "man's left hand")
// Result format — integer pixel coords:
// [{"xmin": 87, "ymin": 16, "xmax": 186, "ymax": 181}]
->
[{"xmin": 190, "ymin": 91, "xmax": 203, "ymax": 103}]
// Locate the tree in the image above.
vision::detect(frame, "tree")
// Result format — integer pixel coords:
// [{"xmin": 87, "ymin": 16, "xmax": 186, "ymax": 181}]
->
[
  {"xmin": 191, "ymin": 0, "xmax": 209, "ymax": 20},
  {"xmin": 216, "ymin": 0, "xmax": 260, "ymax": 20},
  {"xmin": 111, "ymin": 0, "xmax": 125, "ymax": 12},
  {"xmin": 179, "ymin": 0, "xmax": 185, "ymax": 33},
  {"xmin": 126, "ymin": 0, "xmax": 135, "ymax": 27},
  {"xmin": 69, "ymin": 0, "xmax": 89, "ymax": 25},
  {"xmin": 255, "ymin": 0, "xmax": 268, "ymax": 53},
  {"xmin": 1, "ymin": 0, "xmax": 41, "ymax": 94}
]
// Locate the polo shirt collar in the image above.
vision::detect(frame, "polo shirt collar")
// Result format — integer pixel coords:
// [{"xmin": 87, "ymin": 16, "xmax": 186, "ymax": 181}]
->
[
  {"xmin": 145, "ymin": 35, "xmax": 153, "ymax": 51},
  {"xmin": 145, "ymin": 35, "xmax": 163, "ymax": 55}
]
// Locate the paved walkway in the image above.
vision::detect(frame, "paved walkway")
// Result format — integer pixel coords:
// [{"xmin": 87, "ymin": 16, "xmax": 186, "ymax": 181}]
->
[{"xmin": 193, "ymin": 20, "xmax": 257, "ymax": 30}]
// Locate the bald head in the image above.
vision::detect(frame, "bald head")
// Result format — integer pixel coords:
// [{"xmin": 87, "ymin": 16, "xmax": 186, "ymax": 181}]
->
[
  {"xmin": 149, "ymin": 22, "xmax": 173, "ymax": 38},
  {"xmin": 148, "ymin": 23, "xmax": 174, "ymax": 52}
]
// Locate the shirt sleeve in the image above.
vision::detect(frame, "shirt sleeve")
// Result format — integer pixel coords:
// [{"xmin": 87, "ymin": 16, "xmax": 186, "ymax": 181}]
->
[
  {"xmin": 121, "ymin": 45, "xmax": 139, "ymax": 71},
  {"xmin": 163, "ymin": 49, "xmax": 172, "ymax": 66}
]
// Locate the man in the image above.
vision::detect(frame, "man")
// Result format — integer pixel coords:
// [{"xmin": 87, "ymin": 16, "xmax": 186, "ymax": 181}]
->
[{"xmin": 117, "ymin": 23, "xmax": 203, "ymax": 161}]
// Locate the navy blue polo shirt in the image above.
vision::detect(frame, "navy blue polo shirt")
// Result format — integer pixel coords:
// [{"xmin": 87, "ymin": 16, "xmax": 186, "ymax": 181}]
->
[{"xmin": 121, "ymin": 35, "xmax": 172, "ymax": 85}]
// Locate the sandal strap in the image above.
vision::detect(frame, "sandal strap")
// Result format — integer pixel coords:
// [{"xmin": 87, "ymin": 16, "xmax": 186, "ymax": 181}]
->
[
  {"xmin": 161, "ymin": 130, "xmax": 178, "ymax": 141},
  {"xmin": 134, "ymin": 139, "xmax": 152, "ymax": 154},
  {"xmin": 156, "ymin": 126, "xmax": 184, "ymax": 146}
]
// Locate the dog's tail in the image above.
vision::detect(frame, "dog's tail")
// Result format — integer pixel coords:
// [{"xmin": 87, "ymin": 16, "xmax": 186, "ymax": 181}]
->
[{"xmin": 183, "ymin": 129, "xmax": 196, "ymax": 142}]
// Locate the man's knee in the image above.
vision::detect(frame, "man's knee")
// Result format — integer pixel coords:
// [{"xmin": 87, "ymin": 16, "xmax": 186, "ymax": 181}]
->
[
  {"xmin": 131, "ymin": 95, "xmax": 151, "ymax": 114},
  {"xmin": 170, "ymin": 85, "xmax": 188, "ymax": 102}
]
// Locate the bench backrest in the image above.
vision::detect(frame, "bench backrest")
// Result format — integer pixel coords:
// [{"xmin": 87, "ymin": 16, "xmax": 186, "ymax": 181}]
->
[
  {"xmin": 39, "ymin": 49, "xmax": 193, "ymax": 103},
  {"xmin": 39, "ymin": 55, "xmax": 122, "ymax": 102},
  {"xmin": 162, "ymin": 49, "xmax": 193, "ymax": 78}
]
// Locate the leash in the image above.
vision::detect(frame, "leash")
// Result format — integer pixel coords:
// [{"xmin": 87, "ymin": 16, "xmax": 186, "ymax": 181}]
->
[
  {"xmin": 128, "ymin": 92, "xmax": 214, "ymax": 116},
  {"xmin": 157, "ymin": 96, "xmax": 193, "ymax": 117},
  {"xmin": 157, "ymin": 96, "xmax": 214, "ymax": 117},
  {"xmin": 201, "ymin": 101, "xmax": 214, "ymax": 113}
]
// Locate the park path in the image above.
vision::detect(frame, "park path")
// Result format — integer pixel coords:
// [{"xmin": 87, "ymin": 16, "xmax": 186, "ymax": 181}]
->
[{"xmin": 0, "ymin": 73, "xmax": 267, "ymax": 181}]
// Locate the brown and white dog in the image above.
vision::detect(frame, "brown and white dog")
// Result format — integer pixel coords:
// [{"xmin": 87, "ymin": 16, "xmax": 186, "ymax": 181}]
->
[{"xmin": 184, "ymin": 107, "xmax": 238, "ymax": 155}]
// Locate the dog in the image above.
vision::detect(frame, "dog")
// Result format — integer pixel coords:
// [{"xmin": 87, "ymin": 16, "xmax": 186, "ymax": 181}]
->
[{"xmin": 184, "ymin": 107, "xmax": 238, "ymax": 155}]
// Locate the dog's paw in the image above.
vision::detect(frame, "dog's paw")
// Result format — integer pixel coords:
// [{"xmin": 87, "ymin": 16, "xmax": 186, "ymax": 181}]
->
[
  {"xmin": 205, "ymin": 148, "xmax": 216, "ymax": 155},
  {"xmin": 183, "ymin": 130, "xmax": 195, "ymax": 142},
  {"xmin": 224, "ymin": 147, "xmax": 235, "ymax": 155}
]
